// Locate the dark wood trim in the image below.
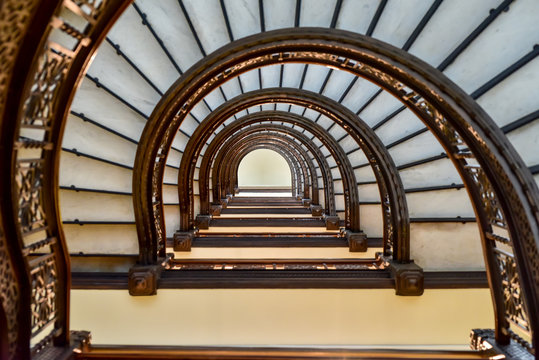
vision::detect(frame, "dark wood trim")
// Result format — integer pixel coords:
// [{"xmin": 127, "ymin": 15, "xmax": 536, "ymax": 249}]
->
[
  {"xmin": 227, "ymin": 202, "xmax": 303, "ymax": 206},
  {"xmin": 210, "ymin": 218, "xmax": 327, "ymax": 227},
  {"xmin": 77, "ymin": 344, "xmax": 498, "ymax": 360},
  {"xmin": 193, "ymin": 236, "xmax": 348, "ymax": 247},
  {"xmin": 424, "ymin": 271, "xmax": 488, "ymax": 289},
  {"xmin": 205, "ymin": 124, "xmax": 336, "ymax": 221},
  {"xmin": 227, "ymin": 201, "xmax": 303, "ymax": 206},
  {"xmin": 165, "ymin": 236, "xmax": 383, "ymax": 248},
  {"xmin": 130, "ymin": 34, "xmax": 539, "ymax": 349},
  {"xmin": 172, "ymin": 95, "xmax": 407, "ymax": 259},
  {"xmin": 71, "ymin": 271, "xmax": 488, "ymax": 290},
  {"xmin": 1, "ymin": 0, "xmax": 132, "ymax": 355},
  {"xmin": 230, "ymin": 197, "xmax": 299, "ymax": 202},
  {"xmin": 72, "ymin": 272, "xmax": 129, "ymax": 290},
  {"xmin": 410, "ymin": 217, "xmax": 476, "ymax": 223},
  {"xmin": 220, "ymin": 207, "xmax": 310, "ymax": 214},
  {"xmin": 238, "ymin": 188, "xmax": 292, "ymax": 193},
  {"xmin": 215, "ymin": 138, "xmax": 329, "ymax": 215}
]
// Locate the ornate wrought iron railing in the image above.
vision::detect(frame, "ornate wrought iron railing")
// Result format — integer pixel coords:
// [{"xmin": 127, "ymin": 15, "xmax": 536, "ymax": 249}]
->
[
  {"xmin": 132, "ymin": 29, "xmax": 538, "ymax": 355},
  {"xmin": 0, "ymin": 3, "xmax": 536, "ymax": 359},
  {"xmin": 0, "ymin": 0, "xmax": 128, "ymax": 358}
]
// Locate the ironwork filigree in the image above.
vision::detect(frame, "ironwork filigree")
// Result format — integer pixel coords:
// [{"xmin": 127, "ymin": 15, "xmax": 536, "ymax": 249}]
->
[
  {"xmin": 133, "ymin": 29, "xmax": 538, "ymax": 351},
  {"xmin": 0, "ymin": 0, "xmax": 126, "ymax": 357},
  {"xmin": 0, "ymin": 0, "xmax": 45, "ymax": 357},
  {"xmin": 466, "ymin": 166, "xmax": 505, "ymax": 228},
  {"xmin": 170, "ymin": 260, "xmax": 381, "ymax": 271},
  {"xmin": 0, "ymin": 225, "xmax": 20, "ymax": 358},
  {"xmin": 16, "ymin": 160, "xmax": 46, "ymax": 235},
  {"xmin": 495, "ymin": 249, "xmax": 531, "ymax": 337},
  {"xmin": 29, "ymin": 254, "xmax": 57, "ymax": 336},
  {"xmin": 22, "ymin": 48, "xmax": 71, "ymax": 129}
]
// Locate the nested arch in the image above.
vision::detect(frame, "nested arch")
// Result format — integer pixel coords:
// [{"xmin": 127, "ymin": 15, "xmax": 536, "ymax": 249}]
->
[
  {"xmin": 210, "ymin": 136, "xmax": 306, "ymax": 206},
  {"xmin": 226, "ymin": 142, "xmax": 305, "ymax": 198},
  {"xmin": 199, "ymin": 114, "xmax": 407, "ymax": 247},
  {"xmin": 200, "ymin": 119, "xmax": 357, "ymax": 225},
  {"xmin": 133, "ymin": 28, "xmax": 539, "ymax": 346},
  {"xmin": 204, "ymin": 125, "xmax": 321, "ymax": 211},
  {"xmin": 175, "ymin": 88, "xmax": 407, "ymax": 256},
  {"xmin": 201, "ymin": 118, "xmax": 324, "ymax": 213},
  {"xmin": 217, "ymin": 133, "xmax": 329, "ymax": 210},
  {"xmin": 235, "ymin": 140, "xmax": 316, "ymax": 203},
  {"xmin": 3, "ymin": 0, "xmax": 537, "ymax": 357},
  {"xmin": 176, "ymin": 91, "xmax": 367, "ymax": 234},
  {"xmin": 224, "ymin": 140, "xmax": 310, "ymax": 201},
  {"xmin": 210, "ymin": 138, "xmax": 313, "ymax": 206},
  {"xmin": 207, "ymin": 130, "xmax": 312, "ymax": 204},
  {"xmin": 209, "ymin": 126, "xmax": 337, "ymax": 218},
  {"xmin": 225, "ymin": 141, "xmax": 303, "ymax": 199}
]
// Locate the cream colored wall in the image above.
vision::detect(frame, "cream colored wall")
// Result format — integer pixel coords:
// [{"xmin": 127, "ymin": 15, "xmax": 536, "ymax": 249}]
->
[
  {"xmin": 237, "ymin": 149, "xmax": 292, "ymax": 187},
  {"xmin": 71, "ymin": 288, "xmax": 493, "ymax": 346}
]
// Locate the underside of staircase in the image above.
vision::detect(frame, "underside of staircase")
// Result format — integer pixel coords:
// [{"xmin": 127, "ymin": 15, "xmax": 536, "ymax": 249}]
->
[{"xmin": 1, "ymin": 0, "xmax": 538, "ymax": 359}]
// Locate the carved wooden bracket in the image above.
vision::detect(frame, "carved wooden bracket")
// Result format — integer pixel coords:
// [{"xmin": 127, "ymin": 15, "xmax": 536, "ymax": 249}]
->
[
  {"xmin": 324, "ymin": 215, "xmax": 340, "ymax": 230},
  {"xmin": 310, "ymin": 204, "xmax": 323, "ymax": 217},
  {"xmin": 389, "ymin": 261, "xmax": 424, "ymax": 296},
  {"xmin": 128, "ymin": 265, "xmax": 162, "ymax": 296},
  {"xmin": 345, "ymin": 231, "xmax": 368, "ymax": 252},
  {"xmin": 173, "ymin": 231, "xmax": 194, "ymax": 251},
  {"xmin": 195, "ymin": 215, "xmax": 212, "ymax": 230},
  {"xmin": 210, "ymin": 203, "xmax": 222, "ymax": 216},
  {"xmin": 302, "ymin": 198, "xmax": 312, "ymax": 207}
]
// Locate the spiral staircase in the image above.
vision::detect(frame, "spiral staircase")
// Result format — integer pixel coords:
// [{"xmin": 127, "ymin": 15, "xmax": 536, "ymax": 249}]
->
[{"xmin": 0, "ymin": 0, "xmax": 538, "ymax": 359}]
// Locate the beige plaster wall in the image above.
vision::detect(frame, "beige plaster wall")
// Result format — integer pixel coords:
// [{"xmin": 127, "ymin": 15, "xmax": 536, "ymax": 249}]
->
[
  {"xmin": 71, "ymin": 288, "xmax": 493, "ymax": 346},
  {"xmin": 238, "ymin": 149, "xmax": 292, "ymax": 187}
]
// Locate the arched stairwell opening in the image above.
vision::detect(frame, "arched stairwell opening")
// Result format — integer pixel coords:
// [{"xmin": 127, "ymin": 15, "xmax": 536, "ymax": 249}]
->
[
  {"xmin": 185, "ymin": 146, "xmax": 355, "ymax": 271},
  {"xmin": 1, "ymin": 0, "xmax": 538, "ymax": 359},
  {"xmin": 236, "ymin": 148, "xmax": 294, "ymax": 191}
]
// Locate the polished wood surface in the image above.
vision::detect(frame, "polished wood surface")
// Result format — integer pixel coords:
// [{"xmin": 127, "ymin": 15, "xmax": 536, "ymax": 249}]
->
[{"xmin": 77, "ymin": 344, "xmax": 499, "ymax": 359}]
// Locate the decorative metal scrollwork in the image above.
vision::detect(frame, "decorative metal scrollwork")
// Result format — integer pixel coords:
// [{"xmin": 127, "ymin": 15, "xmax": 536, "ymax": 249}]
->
[
  {"xmin": 0, "ymin": 225, "xmax": 20, "ymax": 358},
  {"xmin": 382, "ymin": 192, "xmax": 393, "ymax": 256},
  {"xmin": 466, "ymin": 166, "xmax": 505, "ymax": 228},
  {"xmin": 22, "ymin": 48, "xmax": 71, "ymax": 129},
  {"xmin": 29, "ymin": 254, "xmax": 57, "ymax": 336},
  {"xmin": 495, "ymin": 248, "xmax": 531, "ymax": 336},
  {"xmin": 0, "ymin": 0, "xmax": 124, "ymax": 357},
  {"xmin": 134, "ymin": 29, "xmax": 537, "ymax": 353},
  {"xmin": 16, "ymin": 160, "xmax": 47, "ymax": 236}
]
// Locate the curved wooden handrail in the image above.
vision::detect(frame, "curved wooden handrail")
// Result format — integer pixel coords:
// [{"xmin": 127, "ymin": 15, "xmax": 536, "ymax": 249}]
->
[
  {"xmin": 171, "ymin": 88, "xmax": 405, "ymax": 255},
  {"xmin": 0, "ymin": 0, "xmax": 131, "ymax": 357},
  {"xmin": 133, "ymin": 28, "xmax": 538, "ymax": 348}
]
